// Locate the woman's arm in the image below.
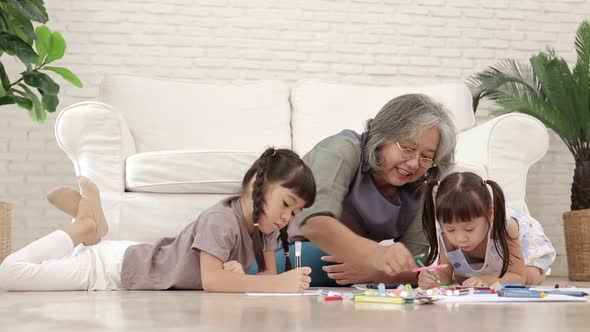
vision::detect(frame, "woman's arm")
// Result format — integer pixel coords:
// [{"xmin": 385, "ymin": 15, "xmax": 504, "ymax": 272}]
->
[
  {"xmin": 303, "ymin": 215, "xmax": 380, "ymax": 264},
  {"xmin": 200, "ymin": 251, "xmax": 310, "ymax": 293},
  {"xmin": 303, "ymin": 215, "xmax": 416, "ymax": 279}
]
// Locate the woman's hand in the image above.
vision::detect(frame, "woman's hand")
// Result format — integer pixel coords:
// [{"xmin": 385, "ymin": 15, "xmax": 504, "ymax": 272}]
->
[
  {"xmin": 276, "ymin": 267, "xmax": 312, "ymax": 293},
  {"xmin": 222, "ymin": 260, "xmax": 245, "ymax": 274},
  {"xmin": 371, "ymin": 242, "xmax": 417, "ymax": 276},
  {"xmin": 418, "ymin": 270, "xmax": 441, "ymax": 289},
  {"xmin": 321, "ymin": 255, "xmax": 375, "ymax": 285}
]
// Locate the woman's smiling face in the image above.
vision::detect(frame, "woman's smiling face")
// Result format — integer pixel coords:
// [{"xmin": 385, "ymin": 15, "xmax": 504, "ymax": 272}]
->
[{"xmin": 373, "ymin": 125, "xmax": 440, "ymax": 187}]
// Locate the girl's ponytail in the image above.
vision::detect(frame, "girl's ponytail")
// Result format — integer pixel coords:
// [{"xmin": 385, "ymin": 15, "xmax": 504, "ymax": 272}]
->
[
  {"xmin": 486, "ymin": 180, "xmax": 510, "ymax": 277},
  {"xmin": 422, "ymin": 180, "xmax": 440, "ymax": 266},
  {"xmin": 250, "ymin": 149, "xmax": 276, "ymax": 272},
  {"xmin": 279, "ymin": 228, "xmax": 292, "ymax": 271}
]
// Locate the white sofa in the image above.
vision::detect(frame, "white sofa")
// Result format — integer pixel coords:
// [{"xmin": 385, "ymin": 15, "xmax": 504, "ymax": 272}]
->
[{"xmin": 55, "ymin": 75, "xmax": 549, "ymax": 243}]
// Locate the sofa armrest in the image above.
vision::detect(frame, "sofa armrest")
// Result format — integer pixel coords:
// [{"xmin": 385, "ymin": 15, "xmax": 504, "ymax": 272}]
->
[
  {"xmin": 454, "ymin": 113, "xmax": 549, "ymax": 213},
  {"xmin": 55, "ymin": 101, "xmax": 136, "ymax": 192}
]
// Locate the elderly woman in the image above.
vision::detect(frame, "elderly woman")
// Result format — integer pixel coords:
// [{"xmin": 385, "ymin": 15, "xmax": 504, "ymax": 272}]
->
[{"xmin": 280, "ymin": 94, "xmax": 457, "ymax": 286}]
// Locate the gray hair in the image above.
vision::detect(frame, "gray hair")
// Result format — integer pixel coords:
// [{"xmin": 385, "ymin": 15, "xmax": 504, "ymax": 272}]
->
[{"xmin": 363, "ymin": 94, "xmax": 456, "ymax": 181}]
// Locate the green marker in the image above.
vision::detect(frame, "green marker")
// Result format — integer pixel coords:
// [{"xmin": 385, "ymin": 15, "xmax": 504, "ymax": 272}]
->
[{"xmin": 414, "ymin": 254, "xmax": 441, "ymax": 284}]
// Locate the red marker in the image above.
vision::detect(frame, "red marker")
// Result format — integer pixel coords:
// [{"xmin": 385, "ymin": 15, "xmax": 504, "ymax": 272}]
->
[{"xmin": 322, "ymin": 295, "xmax": 343, "ymax": 301}]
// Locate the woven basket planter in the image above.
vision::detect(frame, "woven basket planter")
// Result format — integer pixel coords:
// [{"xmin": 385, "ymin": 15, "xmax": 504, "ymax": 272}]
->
[
  {"xmin": 0, "ymin": 202, "xmax": 11, "ymax": 264},
  {"xmin": 563, "ymin": 208, "xmax": 590, "ymax": 281}
]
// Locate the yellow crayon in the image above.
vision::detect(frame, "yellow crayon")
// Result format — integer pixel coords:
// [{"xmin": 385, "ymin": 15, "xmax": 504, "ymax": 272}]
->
[{"xmin": 353, "ymin": 295, "xmax": 412, "ymax": 304}]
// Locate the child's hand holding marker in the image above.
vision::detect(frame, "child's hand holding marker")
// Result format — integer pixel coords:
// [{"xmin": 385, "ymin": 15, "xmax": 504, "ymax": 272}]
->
[
  {"xmin": 414, "ymin": 254, "xmax": 446, "ymax": 289},
  {"xmin": 418, "ymin": 270, "xmax": 442, "ymax": 290}
]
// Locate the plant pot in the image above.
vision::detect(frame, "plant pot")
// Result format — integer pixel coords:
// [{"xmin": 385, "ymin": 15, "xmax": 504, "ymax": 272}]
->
[
  {"xmin": 0, "ymin": 202, "xmax": 11, "ymax": 263},
  {"xmin": 563, "ymin": 208, "xmax": 590, "ymax": 281}
]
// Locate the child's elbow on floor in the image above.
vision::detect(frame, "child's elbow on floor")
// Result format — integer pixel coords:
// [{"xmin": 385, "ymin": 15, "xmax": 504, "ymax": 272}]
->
[
  {"xmin": 201, "ymin": 275, "xmax": 224, "ymax": 293},
  {"xmin": 201, "ymin": 278, "xmax": 214, "ymax": 292}
]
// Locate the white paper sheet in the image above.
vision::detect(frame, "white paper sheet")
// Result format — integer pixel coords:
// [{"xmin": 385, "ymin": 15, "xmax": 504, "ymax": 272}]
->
[
  {"xmin": 246, "ymin": 290, "xmax": 321, "ymax": 297},
  {"xmin": 438, "ymin": 293, "xmax": 588, "ymax": 303}
]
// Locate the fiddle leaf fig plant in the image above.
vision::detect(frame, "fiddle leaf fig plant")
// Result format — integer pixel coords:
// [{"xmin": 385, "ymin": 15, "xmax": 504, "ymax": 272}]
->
[{"xmin": 0, "ymin": 0, "xmax": 82, "ymax": 123}]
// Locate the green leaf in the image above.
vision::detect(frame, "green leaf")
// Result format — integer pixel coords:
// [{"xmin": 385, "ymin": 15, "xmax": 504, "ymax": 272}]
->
[
  {"xmin": 2, "ymin": 92, "xmax": 33, "ymax": 110},
  {"xmin": 0, "ymin": 12, "xmax": 10, "ymax": 32},
  {"xmin": 19, "ymin": 83, "xmax": 45, "ymax": 123},
  {"xmin": 0, "ymin": 61, "xmax": 10, "ymax": 90},
  {"xmin": 7, "ymin": 0, "xmax": 48, "ymax": 23},
  {"xmin": 14, "ymin": 95, "xmax": 32, "ymax": 110},
  {"xmin": 530, "ymin": 53, "xmax": 579, "ymax": 140},
  {"xmin": 3, "ymin": 89, "xmax": 33, "ymax": 111},
  {"xmin": 40, "ymin": 91, "xmax": 58, "ymax": 112},
  {"xmin": 467, "ymin": 59, "xmax": 540, "ymax": 113},
  {"xmin": 0, "ymin": 31, "xmax": 38, "ymax": 63},
  {"xmin": 0, "ymin": 95, "xmax": 16, "ymax": 106},
  {"xmin": 23, "ymin": 71, "xmax": 59, "ymax": 95},
  {"xmin": 43, "ymin": 66, "xmax": 83, "ymax": 87},
  {"xmin": 6, "ymin": 8, "xmax": 35, "ymax": 45},
  {"xmin": 46, "ymin": 31, "xmax": 65, "ymax": 64},
  {"xmin": 572, "ymin": 20, "xmax": 590, "ymax": 142},
  {"xmin": 34, "ymin": 25, "xmax": 50, "ymax": 65}
]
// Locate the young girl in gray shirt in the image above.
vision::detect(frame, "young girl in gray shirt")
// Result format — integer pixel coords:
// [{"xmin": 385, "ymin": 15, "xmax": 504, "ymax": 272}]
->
[{"xmin": 0, "ymin": 148, "xmax": 315, "ymax": 293}]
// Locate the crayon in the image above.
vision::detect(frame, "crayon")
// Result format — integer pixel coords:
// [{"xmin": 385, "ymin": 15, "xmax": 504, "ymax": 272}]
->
[{"xmin": 354, "ymin": 295, "xmax": 413, "ymax": 304}]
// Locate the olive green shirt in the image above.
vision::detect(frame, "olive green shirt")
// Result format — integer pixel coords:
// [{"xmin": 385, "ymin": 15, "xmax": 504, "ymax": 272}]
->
[{"xmin": 290, "ymin": 130, "xmax": 428, "ymax": 256}]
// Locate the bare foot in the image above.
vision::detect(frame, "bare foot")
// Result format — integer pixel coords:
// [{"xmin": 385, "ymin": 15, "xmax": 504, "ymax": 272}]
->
[
  {"xmin": 47, "ymin": 186, "xmax": 81, "ymax": 217},
  {"xmin": 64, "ymin": 198, "xmax": 98, "ymax": 246},
  {"xmin": 78, "ymin": 176, "xmax": 109, "ymax": 241}
]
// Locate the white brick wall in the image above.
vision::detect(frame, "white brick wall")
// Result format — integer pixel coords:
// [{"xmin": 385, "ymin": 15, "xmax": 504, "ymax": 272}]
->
[{"xmin": 2, "ymin": 0, "xmax": 589, "ymax": 276}]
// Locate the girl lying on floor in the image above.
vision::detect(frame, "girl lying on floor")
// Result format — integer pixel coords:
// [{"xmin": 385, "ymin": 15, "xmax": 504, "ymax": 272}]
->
[
  {"xmin": 0, "ymin": 148, "xmax": 315, "ymax": 293},
  {"xmin": 418, "ymin": 172, "xmax": 556, "ymax": 289}
]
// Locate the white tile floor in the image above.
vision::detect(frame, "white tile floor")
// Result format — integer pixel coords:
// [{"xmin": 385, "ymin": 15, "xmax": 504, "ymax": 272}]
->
[{"xmin": 0, "ymin": 277, "xmax": 588, "ymax": 332}]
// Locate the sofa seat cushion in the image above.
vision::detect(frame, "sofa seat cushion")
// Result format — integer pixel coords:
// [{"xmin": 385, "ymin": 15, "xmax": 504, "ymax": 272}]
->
[{"xmin": 125, "ymin": 151, "xmax": 259, "ymax": 193}]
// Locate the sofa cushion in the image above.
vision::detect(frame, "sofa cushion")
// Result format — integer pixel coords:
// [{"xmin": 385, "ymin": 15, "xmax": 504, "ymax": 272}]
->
[
  {"xmin": 125, "ymin": 151, "xmax": 259, "ymax": 193},
  {"xmin": 291, "ymin": 80, "xmax": 475, "ymax": 155},
  {"xmin": 100, "ymin": 76, "xmax": 292, "ymax": 153}
]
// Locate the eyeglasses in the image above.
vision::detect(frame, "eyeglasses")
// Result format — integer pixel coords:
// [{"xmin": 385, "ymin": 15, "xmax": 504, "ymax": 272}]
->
[{"xmin": 395, "ymin": 142, "xmax": 436, "ymax": 169}]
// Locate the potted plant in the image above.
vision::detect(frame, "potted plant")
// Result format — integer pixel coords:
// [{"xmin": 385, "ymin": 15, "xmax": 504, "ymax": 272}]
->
[
  {"xmin": 467, "ymin": 20, "xmax": 590, "ymax": 280},
  {"xmin": 0, "ymin": 0, "xmax": 82, "ymax": 262}
]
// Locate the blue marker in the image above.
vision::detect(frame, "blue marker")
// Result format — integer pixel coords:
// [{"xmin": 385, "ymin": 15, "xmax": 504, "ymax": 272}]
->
[
  {"xmin": 377, "ymin": 283, "xmax": 386, "ymax": 296},
  {"xmin": 544, "ymin": 290, "xmax": 588, "ymax": 297},
  {"xmin": 498, "ymin": 289, "xmax": 546, "ymax": 298},
  {"xmin": 501, "ymin": 283, "xmax": 528, "ymax": 289}
]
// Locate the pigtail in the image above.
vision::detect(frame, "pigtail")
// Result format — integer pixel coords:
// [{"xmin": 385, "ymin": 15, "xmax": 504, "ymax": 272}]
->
[
  {"xmin": 279, "ymin": 227, "xmax": 292, "ymax": 271},
  {"xmin": 486, "ymin": 180, "xmax": 509, "ymax": 277},
  {"xmin": 251, "ymin": 148, "xmax": 275, "ymax": 272},
  {"xmin": 422, "ymin": 180, "xmax": 440, "ymax": 266}
]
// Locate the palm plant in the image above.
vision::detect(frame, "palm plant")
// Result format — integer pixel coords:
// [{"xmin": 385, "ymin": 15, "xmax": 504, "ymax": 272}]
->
[{"xmin": 468, "ymin": 20, "xmax": 590, "ymax": 212}]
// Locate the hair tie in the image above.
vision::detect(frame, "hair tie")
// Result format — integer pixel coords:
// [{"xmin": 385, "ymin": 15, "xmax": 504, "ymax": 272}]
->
[
  {"xmin": 253, "ymin": 223, "xmax": 259, "ymax": 228},
  {"xmin": 271, "ymin": 149, "xmax": 277, "ymax": 156},
  {"xmin": 437, "ymin": 180, "xmax": 441, "ymax": 186},
  {"xmin": 284, "ymin": 252, "xmax": 290, "ymax": 257},
  {"xmin": 482, "ymin": 180, "xmax": 488, "ymax": 185}
]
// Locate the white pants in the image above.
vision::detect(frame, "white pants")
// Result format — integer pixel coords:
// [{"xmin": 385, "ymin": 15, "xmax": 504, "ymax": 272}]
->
[{"xmin": 0, "ymin": 231, "xmax": 136, "ymax": 291}]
